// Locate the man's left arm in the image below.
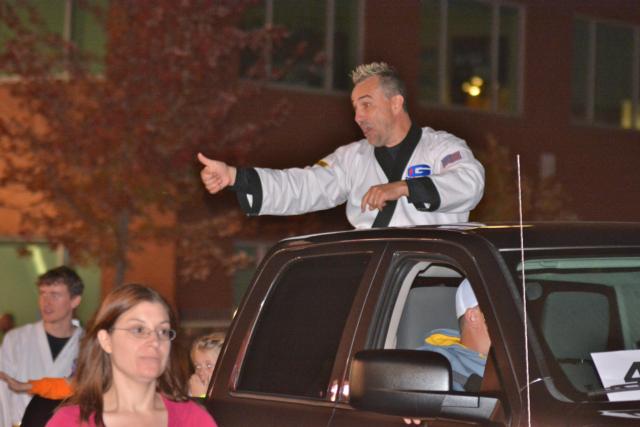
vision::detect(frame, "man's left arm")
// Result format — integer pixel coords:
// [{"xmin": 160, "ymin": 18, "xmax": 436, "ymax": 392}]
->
[{"xmin": 407, "ymin": 147, "xmax": 484, "ymax": 212}]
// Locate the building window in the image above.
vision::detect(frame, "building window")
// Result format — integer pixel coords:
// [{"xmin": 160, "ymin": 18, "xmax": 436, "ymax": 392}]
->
[
  {"xmin": 419, "ymin": 0, "xmax": 523, "ymax": 114},
  {"xmin": 232, "ymin": 240, "xmax": 273, "ymax": 309},
  {"xmin": 70, "ymin": 0, "xmax": 107, "ymax": 74},
  {"xmin": 0, "ymin": 0, "xmax": 106, "ymax": 75},
  {"xmin": 572, "ymin": 18, "xmax": 640, "ymax": 130},
  {"xmin": 242, "ymin": 0, "xmax": 363, "ymax": 92}
]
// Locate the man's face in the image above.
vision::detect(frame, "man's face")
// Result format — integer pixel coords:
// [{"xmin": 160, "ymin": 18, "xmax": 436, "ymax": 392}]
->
[
  {"xmin": 38, "ymin": 282, "xmax": 81, "ymax": 326},
  {"xmin": 465, "ymin": 306, "xmax": 491, "ymax": 348},
  {"xmin": 351, "ymin": 76, "xmax": 398, "ymax": 147}
]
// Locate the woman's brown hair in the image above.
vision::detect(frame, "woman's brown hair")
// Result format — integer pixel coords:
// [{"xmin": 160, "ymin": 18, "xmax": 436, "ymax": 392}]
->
[{"xmin": 67, "ymin": 283, "xmax": 188, "ymax": 426}]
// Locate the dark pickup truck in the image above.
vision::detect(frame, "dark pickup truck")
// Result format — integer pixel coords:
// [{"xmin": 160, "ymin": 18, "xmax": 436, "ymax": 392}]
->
[{"xmin": 205, "ymin": 222, "xmax": 640, "ymax": 426}]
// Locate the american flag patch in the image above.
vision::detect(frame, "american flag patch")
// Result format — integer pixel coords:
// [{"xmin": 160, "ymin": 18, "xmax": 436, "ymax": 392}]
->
[{"xmin": 441, "ymin": 151, "xmax": 462, "ymax": 168}]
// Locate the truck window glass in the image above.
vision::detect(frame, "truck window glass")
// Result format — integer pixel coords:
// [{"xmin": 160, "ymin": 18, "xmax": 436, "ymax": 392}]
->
[
  {"xmin": 374, "ymin": 259, "xmax": 495, "ymax": 394},
  {"xmin": 383, "ymin": 261, "xmax": 463, "ymax": 350},
  {"xmin": 512, "ymin": 254, "xmax": 640, "ymax": 401},
  {"xmin": 237, "ymin": 253, "xmax": 372, "ymax": 399}
]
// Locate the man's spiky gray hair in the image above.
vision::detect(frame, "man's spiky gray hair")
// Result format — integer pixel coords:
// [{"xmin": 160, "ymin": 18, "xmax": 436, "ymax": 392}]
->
[
  {"xmin": 350, "ymin": 62, "xmax": 395, "ymax": 85},
  {"xmin": 349, "ymin": 62, "xmax": 408, "ymax": 111}
]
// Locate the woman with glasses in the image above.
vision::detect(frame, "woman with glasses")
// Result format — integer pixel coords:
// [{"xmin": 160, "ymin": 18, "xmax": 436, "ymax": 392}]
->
[{"xmin": 46, "ymin": 283, "xmax": 217, "ymax": 427}]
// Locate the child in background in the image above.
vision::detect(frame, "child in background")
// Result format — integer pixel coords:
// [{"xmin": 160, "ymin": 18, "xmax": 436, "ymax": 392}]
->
[{"xmin": 189, "ymin": 334, "xmax": 223, "ymax": 398}]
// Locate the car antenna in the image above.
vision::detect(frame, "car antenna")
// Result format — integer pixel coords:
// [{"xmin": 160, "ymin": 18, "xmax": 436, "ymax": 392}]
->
[{"xmin": 517, "ymin": 155, "xmax": 532, "ymax": 427}]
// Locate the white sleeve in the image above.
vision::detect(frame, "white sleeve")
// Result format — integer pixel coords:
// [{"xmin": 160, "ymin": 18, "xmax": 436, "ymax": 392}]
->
[
  {"xmin": 255, "ymin": 147, "xmax": 352, "ymax": 216},
  {"xmin": 430, "ymin": 138, "xmax": 485, "ymax": 213},
  {"xmin": 0, "ymin": 331, "xmax": 18, "ymax": 427},
  {"xmin": 0, "ymin": 330, "xmax": 17, "ymax": 377}
]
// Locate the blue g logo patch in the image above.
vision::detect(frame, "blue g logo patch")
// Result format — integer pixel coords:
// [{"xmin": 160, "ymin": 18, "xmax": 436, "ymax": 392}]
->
[{"xmin": 407, "ymin": 164, "xmax": 431, "ymax": 178}]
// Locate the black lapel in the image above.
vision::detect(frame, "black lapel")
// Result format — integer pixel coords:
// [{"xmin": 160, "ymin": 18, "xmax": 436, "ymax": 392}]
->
[{"xmin": 372, "ymin": 124, "xmax": 422, "ymax": 228}]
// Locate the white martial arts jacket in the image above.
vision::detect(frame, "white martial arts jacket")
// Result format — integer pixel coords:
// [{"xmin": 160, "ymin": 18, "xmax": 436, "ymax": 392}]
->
[
  {"xmin": 0, "ymin": 320, "xmax": 83, "ymax": 427},
  {"xmin": 234, "ymin": 125, "xmax": 484, "ymax": 228}
]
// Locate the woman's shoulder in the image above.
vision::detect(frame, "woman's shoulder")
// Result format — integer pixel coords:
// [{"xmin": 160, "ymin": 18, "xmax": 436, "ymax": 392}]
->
[
  {"xmin": 46, "ymin": 405, "xmax": 89, "ymax": 427},
  {"xmin": 163, "ymin": 396, "xmax": 218, "ymax": 426}
]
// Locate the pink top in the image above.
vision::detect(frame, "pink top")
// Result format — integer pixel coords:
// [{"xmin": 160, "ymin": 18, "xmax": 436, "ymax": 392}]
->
[{"xmin": 46, "ymin": 395, "xmax": 217, "ymax": 427}]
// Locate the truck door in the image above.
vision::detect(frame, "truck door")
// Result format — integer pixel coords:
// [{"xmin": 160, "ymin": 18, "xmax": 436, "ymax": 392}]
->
[
  {"xmin": 208, "ymin": 241, "xmax": 386, "ymax": 427},
  {"xmin": 329, "ymin": 241, "xmax": 512, "ymax": 427}
]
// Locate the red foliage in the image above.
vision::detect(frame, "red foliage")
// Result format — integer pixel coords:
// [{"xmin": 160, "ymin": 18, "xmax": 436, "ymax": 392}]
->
[{"xmin": 0, "ymin": 0, "xmax": 287, "ymax": 285}]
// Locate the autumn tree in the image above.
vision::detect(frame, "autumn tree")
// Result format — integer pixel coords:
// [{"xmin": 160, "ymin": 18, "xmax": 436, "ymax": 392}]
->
[
  {"xmin": 471, "ymin": 135, "xmax": 577, "ymax": 222},
  {"xmin": 0, "ymin": 0, "xmax": 288, "ymax": 286}
]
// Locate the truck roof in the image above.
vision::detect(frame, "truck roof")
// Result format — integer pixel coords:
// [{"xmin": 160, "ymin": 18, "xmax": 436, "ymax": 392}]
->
[{"xmin": 280, "ymin": 221, "xmax": 640, "ymax": 251}]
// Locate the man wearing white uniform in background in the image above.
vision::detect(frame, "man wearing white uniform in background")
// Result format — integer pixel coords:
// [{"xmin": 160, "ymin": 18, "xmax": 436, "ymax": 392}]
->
[
  {"xmin": 198, "ymin": 62, "xmax": 484, "ymax": 228},
  {"xmin": 0, "ymin": 266, "xmax": 84, "ymax": 427}
]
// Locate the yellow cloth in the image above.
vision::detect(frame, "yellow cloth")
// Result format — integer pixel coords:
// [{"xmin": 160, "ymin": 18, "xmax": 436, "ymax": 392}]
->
[{"xmin": 425, "ymin": 332, "xmax": 462, "ymax": 347}]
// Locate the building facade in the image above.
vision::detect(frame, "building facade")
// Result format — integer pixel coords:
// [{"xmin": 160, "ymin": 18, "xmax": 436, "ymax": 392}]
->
[{"xmin": 1, "ymin": 0, "xmax": 639, "ymax": 327}]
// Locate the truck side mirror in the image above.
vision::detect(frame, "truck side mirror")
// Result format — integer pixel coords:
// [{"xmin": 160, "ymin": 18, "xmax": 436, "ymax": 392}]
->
[{"xmin": 349, "ymin": 349, "xmax": 500, "ymax": 423}]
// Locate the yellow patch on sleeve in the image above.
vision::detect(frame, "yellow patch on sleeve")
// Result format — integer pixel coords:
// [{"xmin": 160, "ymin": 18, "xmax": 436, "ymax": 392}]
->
[{"xmin": 316, "ymin": 159, "xmax": 329, "ymax": 168}]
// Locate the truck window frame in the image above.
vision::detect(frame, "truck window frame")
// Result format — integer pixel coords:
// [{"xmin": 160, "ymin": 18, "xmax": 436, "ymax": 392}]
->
[{"xmin": 230, "ymin": 241, "xmax": 387, "ymax": 404}]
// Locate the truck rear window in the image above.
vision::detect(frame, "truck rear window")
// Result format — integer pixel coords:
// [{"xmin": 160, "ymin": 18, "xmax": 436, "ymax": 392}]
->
[{"xmin": 237, "ymin": 252, "xmax": 372, "ymax": 399}]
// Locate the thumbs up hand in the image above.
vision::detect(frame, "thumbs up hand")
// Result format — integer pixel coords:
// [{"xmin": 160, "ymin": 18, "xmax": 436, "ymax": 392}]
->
[{"xmin": 197, "ymin": 153, "xmax": 237, "ymax": 194}]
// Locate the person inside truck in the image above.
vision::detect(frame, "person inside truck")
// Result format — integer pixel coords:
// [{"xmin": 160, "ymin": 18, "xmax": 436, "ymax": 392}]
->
[{"xmin": 417, "ymin": 279, "xmax": 491, "ymax": 392}]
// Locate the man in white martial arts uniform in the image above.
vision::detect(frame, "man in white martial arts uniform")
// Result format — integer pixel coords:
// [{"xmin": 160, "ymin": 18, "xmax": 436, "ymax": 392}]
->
[
  {"xmin": 198, "ymin": 62, "xmax": 484, "ymax": 228},
  {"xmin": 0, "ymin": 266, "xmax": 84, "ymax": 427}
]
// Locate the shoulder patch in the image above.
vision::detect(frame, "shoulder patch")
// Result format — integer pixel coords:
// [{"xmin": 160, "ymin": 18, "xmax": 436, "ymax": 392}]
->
[
  {"xmin": 441, "ymin": 151, "xmax": 462, "ymax": 168},
  {"xmin": 316, "ymin": 159, "xmax": 329, "ymax": 168}
]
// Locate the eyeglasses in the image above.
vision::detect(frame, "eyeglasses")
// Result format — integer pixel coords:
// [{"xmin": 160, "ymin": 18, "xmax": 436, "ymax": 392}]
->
[
  {"xmin": 111, "ymin": 326, "xmax": 177, "ymax": 341},
  {"xmin": 195, "ymin": 363, "xmax": 215, "ymax": 371}
]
